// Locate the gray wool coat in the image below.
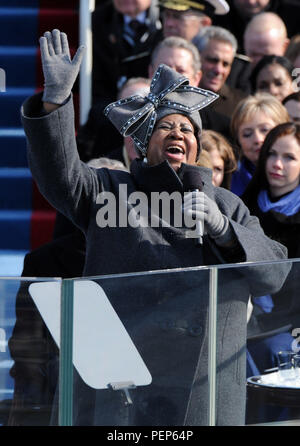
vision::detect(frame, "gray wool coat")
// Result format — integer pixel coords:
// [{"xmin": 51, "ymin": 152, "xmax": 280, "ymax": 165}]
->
[{"xmin": 21, "ymin": 94, "xmax": 290, "ymax": 426}]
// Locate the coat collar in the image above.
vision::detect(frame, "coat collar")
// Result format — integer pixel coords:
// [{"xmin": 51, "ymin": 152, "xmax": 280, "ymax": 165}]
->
[{"xmin": 130, "ymin": 158, "xmax": 213, "ymax": 195}]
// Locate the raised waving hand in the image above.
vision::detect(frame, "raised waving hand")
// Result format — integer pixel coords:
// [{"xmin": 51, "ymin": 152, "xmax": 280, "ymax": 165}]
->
[{"xmin": 40, "ymin": 29, "xmax": 85, "ymax": 105}]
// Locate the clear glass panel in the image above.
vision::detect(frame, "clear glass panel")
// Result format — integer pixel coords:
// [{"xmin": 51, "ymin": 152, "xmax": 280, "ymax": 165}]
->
[
  {"xmin": 4, "ymin": 258, "xmax": 300, "ymax": 427},
  {"xmin": 65, "ymin": 258, "xmax": 300, "ymax": 427},
  {"xmin": 0, "ymin": 277, "xmax": 62, "ymax": 426},
  {"xmin": 68, "ymin": 267, "xmax": 212, "ymax": 426},
  {"xmin": 244, "ymin": 259, "xmax": 300, "ymax": 426},
  {"xmin": 204, "ymin": 258, "xmax": 300, "ymax": 426}
]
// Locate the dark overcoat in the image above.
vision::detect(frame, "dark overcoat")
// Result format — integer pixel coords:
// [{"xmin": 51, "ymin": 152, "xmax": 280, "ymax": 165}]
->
[
  {"xmin": 244, "ymin": 193, "xmax": 300, "ymax": 334},
  {"xmin": 92, "ymin": 0, "xmax": 163, "ymax": 103}
]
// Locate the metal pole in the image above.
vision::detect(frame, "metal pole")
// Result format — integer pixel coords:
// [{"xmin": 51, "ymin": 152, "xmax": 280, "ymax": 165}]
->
[
  {"xmin": 58, "ymin": 279, "xmax": 74, "ymax": 426},
  {"xmin": 208, "ymin": 267, "xmax": 218, "ymax": 426},
  {"xmin": 79, "ymin": 0, "xmax": 95, "ymax": 126}
]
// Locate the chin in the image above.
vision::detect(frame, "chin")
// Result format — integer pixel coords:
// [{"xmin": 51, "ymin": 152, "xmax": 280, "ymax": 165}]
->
[
  {"xmin": 169, "ymin": 162, "xmax": 181, "ymax": 172},
  {"xmin": 206, "ymin": 83, "xmax": 219, "ymax": 93}
]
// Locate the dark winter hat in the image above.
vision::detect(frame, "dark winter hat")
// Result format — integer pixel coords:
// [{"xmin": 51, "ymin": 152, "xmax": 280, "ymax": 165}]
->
[{"xmin": 104, "ymin": 64, "xmax": 218, "ymax": 156}]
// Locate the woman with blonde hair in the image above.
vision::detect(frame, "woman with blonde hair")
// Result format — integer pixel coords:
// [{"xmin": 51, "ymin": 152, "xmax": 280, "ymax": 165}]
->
[
  {"xmin": 199, "ymin": 129, "xmax": 237, "ymax": 189},
  {"xmin": 230, "ymin": 93, "xmax": 290, "ymax": 196}
]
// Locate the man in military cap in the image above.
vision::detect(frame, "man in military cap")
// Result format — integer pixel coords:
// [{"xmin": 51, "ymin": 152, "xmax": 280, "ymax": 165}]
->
[
  {"xmin": 159, "ymin": 0, "xmax": 229, "ymax": 41},
  {"xmin": 158, "ymin": 0, "xmax": 251, "ymax": 95}
]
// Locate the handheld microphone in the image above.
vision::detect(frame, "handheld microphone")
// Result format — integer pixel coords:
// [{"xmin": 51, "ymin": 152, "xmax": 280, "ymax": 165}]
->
[{"xmin": 182, "ymin": 170, "xmax": 203, "ymax": 245}]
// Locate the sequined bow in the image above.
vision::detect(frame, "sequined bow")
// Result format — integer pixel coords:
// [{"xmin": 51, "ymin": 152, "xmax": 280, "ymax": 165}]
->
[{"xmin": 104, "ymin": 64, "xmax": 218, "ymax": 156}]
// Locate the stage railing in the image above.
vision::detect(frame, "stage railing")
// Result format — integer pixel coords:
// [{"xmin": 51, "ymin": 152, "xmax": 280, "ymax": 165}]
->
[{"xmin": 1, "ymin": 258, "xmax": 300, "ymax": 426}]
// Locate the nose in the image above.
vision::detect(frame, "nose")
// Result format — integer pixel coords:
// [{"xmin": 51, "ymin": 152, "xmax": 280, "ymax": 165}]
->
[
  {"xmin": 169, "ymin": 126, "xmax": 184, "ymax": 139},
  {"xmin": 269, "ymin": 84, "xmax": 279, "ymax": 98},
  {"xmin": 163, "ymin": 13, "xmax": 176, "ymax": 28},
  {"xmin": 273, "ymin": 156, "xmax": 283, "ymax": 169},
  {"xmin": 253, "ymin": 129, "xmax": 265, "ymax": 145},
  {"xmin": 213, "ymin": 62, "xmax": 223, "ymax": 75}
]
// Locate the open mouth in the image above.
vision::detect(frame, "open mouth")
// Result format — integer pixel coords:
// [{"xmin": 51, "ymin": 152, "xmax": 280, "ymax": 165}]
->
[{"xmin": 165, "ymin": 146, "xmax": 185, "ymax": 155}]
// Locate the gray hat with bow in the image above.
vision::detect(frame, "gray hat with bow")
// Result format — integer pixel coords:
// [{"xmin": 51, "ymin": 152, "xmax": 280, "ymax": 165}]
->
[{"xmin": 104, "ymin": 64, "xmax": 218, "ymax": 157}]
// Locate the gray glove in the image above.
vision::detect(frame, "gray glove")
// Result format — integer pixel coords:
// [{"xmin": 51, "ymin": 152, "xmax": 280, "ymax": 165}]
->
[
  {"xmin": 182, "ymin": 191, "xmax": 233, "ymax": 245},
  {"xmin": 40, "ymin": 29, "xmax": 85, "ymax": 105}
]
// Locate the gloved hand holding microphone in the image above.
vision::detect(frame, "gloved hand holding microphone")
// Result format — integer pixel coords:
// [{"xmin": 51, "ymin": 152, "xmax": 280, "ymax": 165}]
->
[{"xmin": 182, "ymin": 191, "xmax": 235, "ymax": 246}]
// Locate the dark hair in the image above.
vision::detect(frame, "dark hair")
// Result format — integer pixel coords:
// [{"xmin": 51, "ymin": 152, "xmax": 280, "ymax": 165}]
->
[
  {"xmin": 242, "ymin": 122, "xmax": 300, "ymax": 202},
  {"xmin": 250, "ymin": 55, "xmax": 294, "ymax": 93},
  {"xmin": 285, "ymin": 34, "xmax": 300, "ymax": 65},
  {"xmin": 282, "ymin": 91, "xmax": 300, "ymax": 105}
]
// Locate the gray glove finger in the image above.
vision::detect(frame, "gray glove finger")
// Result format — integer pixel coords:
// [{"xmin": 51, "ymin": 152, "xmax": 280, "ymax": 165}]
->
[
  {"xmin": 182, "ymin": 201, "xmax": 205, "ymax": 215},
  {"xmin": 204, "ymin": 196, "xmax": 227, "ymax": 237},
  {"xmin": 183, "ymin": 191, "xmax": 205, "ymax": 214},
  {"xmin": 44, "ymin": 31, "xmax": 55, "ymax": 56},
  {"xmin": 39, "ymin": 36, "xmax": 50, "ymax": 62},
  {"xmin": 52, "ymin": 28, "xmax": 62, "ymax": 54},
  {"xmin": 71, "ymin": 45, "xmax": 86, "ymax": 68},
  {"xmin": 60, "ymin": 32, "xmax": 71, "ymax": 58}
]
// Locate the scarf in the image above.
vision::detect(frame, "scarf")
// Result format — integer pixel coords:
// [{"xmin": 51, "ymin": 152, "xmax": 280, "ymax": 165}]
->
[
  {"xmin": 258, "ymin": 185, "xmax": 300, "ymax": 216},
  {"xmin": 231, "ymin": 157, "xmax": 255, "ymax": 197},
  {"xmin": 254, "ymin": 185, "xmax": 300, "ymax": 313}
]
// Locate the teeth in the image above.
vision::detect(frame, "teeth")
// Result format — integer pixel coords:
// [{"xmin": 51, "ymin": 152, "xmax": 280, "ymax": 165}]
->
[{"xmin": 166, "ymin": 146, "xmax": 184, "ymax": 154}]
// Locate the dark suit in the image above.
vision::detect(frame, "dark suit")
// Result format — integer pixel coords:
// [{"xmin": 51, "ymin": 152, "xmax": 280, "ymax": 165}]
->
[
  {"xmin": 8, "ymin": 231, "xmax": 86, "ymax": 425},
  {"xmin": 92, "ymin": 0, "xmax": 162, "ymax": 103},
  {"xmin": 201, "ymin": 107, "xmax": 232, "ymax": 142},
  {"xmin": 226, "ymin": 54, "xmax": 252, "ymax": 94},
  {"xmin": 78, "ymin": 1, "xmax": 163, "ymax": 160},
  {"xmin": 208, "ymin": 83, "xmax": 247, "ymax": 119}
]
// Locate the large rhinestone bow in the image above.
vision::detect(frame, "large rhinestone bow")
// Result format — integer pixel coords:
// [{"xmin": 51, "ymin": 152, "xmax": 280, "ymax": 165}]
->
[{"xmin": 104, "ymin": 64, "xmax": 218, "ymax": 156}]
